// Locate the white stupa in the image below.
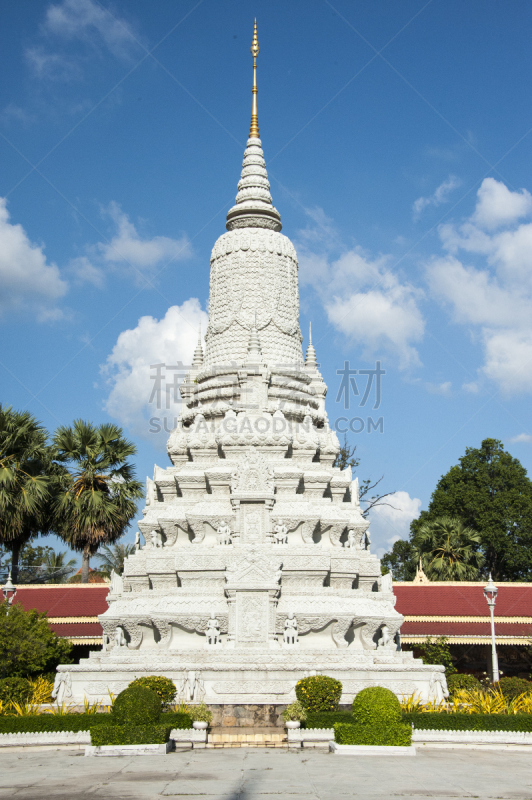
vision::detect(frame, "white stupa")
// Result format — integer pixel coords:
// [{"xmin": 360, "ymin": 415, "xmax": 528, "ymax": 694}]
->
[{"xmin": 63, "ymin": 23, "xmax": 444, "ymax": 708}]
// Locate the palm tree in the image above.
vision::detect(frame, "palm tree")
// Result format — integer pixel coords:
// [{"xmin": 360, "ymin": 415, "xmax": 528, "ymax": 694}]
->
[
  {"xmin": 40, "ymin": 549, "xmax": 77, "ymax": 583},
  {"xmin": 52, "ymin": 421, "xmax": 143, "ymax": 583},
  {"xmin": 0, "ymin": 406, "xmax": 52, "ymax": 582},
  {"xmin": 94, "ymin": 542, "xmax": 135, "ymax": 577},
  {"xmin": 416, "ymin": 516, "xmax": 484, "ymax": 581}
]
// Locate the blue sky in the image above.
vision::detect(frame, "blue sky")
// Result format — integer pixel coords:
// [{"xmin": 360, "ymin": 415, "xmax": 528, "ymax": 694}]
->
[{"xmin": 1, "ymin": 0, "xmax": 531, "ymax": 566}]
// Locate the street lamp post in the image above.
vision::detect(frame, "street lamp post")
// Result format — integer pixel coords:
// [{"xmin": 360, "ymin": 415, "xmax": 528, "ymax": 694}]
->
[
  {"xmin": 1, "ymin": 571, "xmax": 17, "ymax": 605},
  {"xmin": 484, "ymin": 573, "xmax": 499, "ymax": 683}
]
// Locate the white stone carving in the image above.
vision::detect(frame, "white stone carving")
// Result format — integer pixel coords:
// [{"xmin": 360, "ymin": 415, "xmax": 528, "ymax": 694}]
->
[
  {"xmin": 216, "ymin": 520, "xmax": 232, "ymax": 545},
  {"xmin": 151, "ymin": 529, "xmax": 163, "ymax": 548},
  {"xmin": 206, "ymin": 612, "xmax": 221, "ymax": 646},
  {"xmin": 429, "ymin": 671, "xmax": 449, "ymax": 703},
  {"xmin": 114, "ymin": 626, "xmax": 127, "ymax": 648},
  {"xmin": 178, "ymin": 670, "xmax": 205, "ymax": 703},
  {"xmin": 283, "ymin": 612, "xmax": 298, "ymax": 646},
  {"xmin": 52, "ymin": 671, "xmax": 72, "ymax": 704},
  {"xmin": 109, "ymin": 569, "xmax": 123, "ymax": 596},
  {"xmin": 273, "ymin": 519, "xmax": 288, "ymax": 545},
  {"xmin": 65, "ymin": 114, "xmax": 440, "ymax": 707}
]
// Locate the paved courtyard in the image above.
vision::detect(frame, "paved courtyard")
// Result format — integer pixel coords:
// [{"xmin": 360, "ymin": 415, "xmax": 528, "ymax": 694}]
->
[{"xmin": 0, "ymin": 746, "xmax": 531, "ymax": 799}]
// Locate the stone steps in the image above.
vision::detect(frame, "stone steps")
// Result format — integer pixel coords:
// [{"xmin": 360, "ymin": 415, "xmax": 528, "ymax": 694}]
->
[{"xmin": 206, "ymin": 727, "xmax": 287, "ymax": 748}]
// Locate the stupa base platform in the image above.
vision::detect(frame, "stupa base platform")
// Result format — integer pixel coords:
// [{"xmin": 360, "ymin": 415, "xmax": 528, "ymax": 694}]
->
[{"xmin": 61, "ymin": 647, "xmax": 441, "ymax": 706}]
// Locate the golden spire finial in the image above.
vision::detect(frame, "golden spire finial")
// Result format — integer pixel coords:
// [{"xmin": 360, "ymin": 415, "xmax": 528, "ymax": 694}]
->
[{"xmin": 249, "ymin": 19, "xmax": 260, "ymax": 138}]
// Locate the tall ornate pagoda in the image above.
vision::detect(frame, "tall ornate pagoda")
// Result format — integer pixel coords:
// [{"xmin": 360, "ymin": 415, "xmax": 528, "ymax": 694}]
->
[{"xmin": 64, "ymin": 23, "xmax": 444, "ymax": 707}]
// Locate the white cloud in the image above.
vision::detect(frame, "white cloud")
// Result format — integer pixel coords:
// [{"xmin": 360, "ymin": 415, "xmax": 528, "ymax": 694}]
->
[
  {"xmin": 462, "ymin": 381, "xmax": 479, "ymax": 393},
  {"xmin": 98, "ymin": 202, "xmax": 192, "ymax": 279},
  {"xmin": 427, "ymin": 178, "xmax": 532, "ymax": 396},
  {"xmin": 473, "ymin": 177, "xmax": 532, "ymax": 230},
  {"xmin": 69, "ymin": 255, "xmax": 105, "ymax": 288},
  {"xmin": 43, "ymin": 0, "xmax": 139, "ymax": 59},
  {"xmin": 425, "ymin": 381, "xmax": 452, "ymax": 395},
  {"xmin": 508, "ymin": 433, "xmax": 532, "ymax": 444},
  {"xmin": 412, "ymin": 175, "xmax": 461, "ymax": 221},
  {"xmin": 0, "ymin": 198, "xmax": 67, "ymax": 320},
  {"xmin": 25, "ymin": 0, "xmax": 140, "ymax": 81},
  {"xmin": 101, "ymin": 300, "xmax": 208, "ymax": 441},
  {"xmin": 368, "ymin": 491, "xmax": 422, "ymax": 559},
  {"xmin": 297, "ymin": 214, "xmax": 425, "ymax": 370}
]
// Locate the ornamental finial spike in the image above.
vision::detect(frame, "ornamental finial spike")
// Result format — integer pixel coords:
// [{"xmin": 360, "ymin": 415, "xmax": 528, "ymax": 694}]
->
[{"xmin": 249, "ymin": 19, "xmax": 260, "ymax": 138}]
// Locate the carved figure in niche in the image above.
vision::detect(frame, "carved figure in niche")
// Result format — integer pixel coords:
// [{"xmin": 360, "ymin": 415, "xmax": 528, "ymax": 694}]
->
[
  {"xmin": 217, "ymin": 520, "xmax": 232, "ymax": 545},
  {"xmin": 275, "ymin": 563, "xmax": 283, "ymax": 584},
  {"xmin": 134, "ymin": 530, "xmax": 142, "ymax": 552},
  {"xmin": 283, "ymin": 612, "xmax": 298, "ymax": 645},
  {"xmin": 206, "ymin": 612, "xmax": 221, "ymax": 646},
  {"xmin": 364, "ymin": 528, "xmax": 371, "ymax": 551},
  {"xmin": 150, "ymin": 529, "xmax": 163, "ymax": 548},
  {"xmin": 114, "ymin": 626, "xmax": 127, "ymax": 648},
  {"xmin": 429, "ymin": 671, "xmax": 449, "ymax": 704},
  {"xmin": 273, "ymin": 519, "xmax": 288, "ymax": 545},
  {"xmin": 52, "ymin": 671, "xmax": 72, "ymax": 705},
  {"xmin": 377, "ymin": 624, "xmax": 391, "ymax": 648},
  {"xmin": 380, "ymin": 571, "xmax": 393, "ymax": 593},
  {"xmin": 344, "ymin": 528, "xmax": 364, "ymax": 550},
  {"xmin": 394, "ymin": 630, "xmax": 402, "ymax": 651}
]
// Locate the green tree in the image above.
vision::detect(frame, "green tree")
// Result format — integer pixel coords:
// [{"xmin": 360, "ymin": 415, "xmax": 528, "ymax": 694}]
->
[
  {"xmin": 411, "ymin": 438, "xmax": 532, "ymax": 581},
  {"xmin": 52, "ymin": 421, "xmax": 143, "ymax": 583},
  {"xmin": 40, "ymin": 549, "xmax": 77, "ymax": 583},
  {"xmin": 0, "ymin": 600, "xmax": 72, "ymax": 679},
  {"xmin": 94, "ymin": 542, "xmax": 135, "ymax": 577},
  {"xmin": 408, "ymin": 636, "xmax": 456, "ymax": 677},
  {"xmin": 0, "ymin": 407, "xmax": 52, "ymax": 583},
  {"xmin": 381, "ymin": 539, "xmax": 417, "ymax": 581},
  {"xmin": 417, "ymin": 517, "xmax": 484, "ymax": 581},
  {"xmin": 2, "ymin": 544, "xmax": 77, "ymax": 583}
]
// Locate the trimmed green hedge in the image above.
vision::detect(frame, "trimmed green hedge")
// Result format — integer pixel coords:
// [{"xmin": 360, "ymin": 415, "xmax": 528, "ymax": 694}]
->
[
  {"xmin": 303, "ymin": 711, "xmax": 354, "ymax": 729},
  {"xmin": 0, "ymin": 711, "xmax": 191, "ymax": 735},
  {"xmin": 91, "ymin": 725, "xmax": 172, "ymax": 746},
  {"xmin": 160, "ymin": 712, "xmax": 192, "ymax": 730},
  {"xmin": 447, "ymin": 673, "xmax": 481, "ymax": 695},
  {"xmin": 0, "ymin": 714, "xmax": 112, "ymax": 733},
  {"xmin": 334, "ymin": 721, "xmax": 412, "ymax": 747},
  {"xmin": 403, "ymin": 713, "xmax": 532, "ymax": 732}
]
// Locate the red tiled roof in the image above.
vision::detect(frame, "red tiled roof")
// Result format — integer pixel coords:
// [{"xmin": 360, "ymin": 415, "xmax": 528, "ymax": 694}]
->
[
  {"xmin": 12, "ymin": 586, "xmax": 108, "ymax": 618},
  {"xmin": 394, "ymin": 584, "xmax": 532, "ymax": 618}
]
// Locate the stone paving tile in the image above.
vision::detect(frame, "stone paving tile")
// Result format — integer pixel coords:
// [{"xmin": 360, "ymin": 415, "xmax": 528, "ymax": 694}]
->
[{"xmin": 1, "ymin": 748, "xmax": 532, "ymax": 799}]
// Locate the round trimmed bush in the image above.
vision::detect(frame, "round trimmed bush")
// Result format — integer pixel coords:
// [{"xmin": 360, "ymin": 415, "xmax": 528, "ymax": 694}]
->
[
  {"xmin": 295, "ymin": 675, "xmax": 342, "ymax": 711},
  {"xmin": 352, "ymin": 687, "xmax": 401, "ymax": 725},
  {"xmin": 0, "ymin": 677, "xmax": 32, "ymax": 705},
  {"xmin": 112, "ymin": 686, "xmax": 161, "ymax": 725},
  {"xmin": 128, "ymin": 676, "xmax": 176, "ymax": 706},
  {"xmin": 447, "ymin": 673, "xmax": 481, "ymax": 696}
]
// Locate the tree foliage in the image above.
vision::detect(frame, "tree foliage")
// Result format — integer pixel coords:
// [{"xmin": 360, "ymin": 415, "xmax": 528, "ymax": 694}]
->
[
  {"xmin": 0, "ymin": 406, "xmax": 53, "ymax": 582},
  {"xmin": 409, "ymin": 636, "xmax": 456, "ymax": 676},
  {"xmin": 382, "ymin": 438, "xmax": 532, "ymax": 581},
  {"xmin": 417, "ymin": 517, "xmax": 484, "ymax": 581},
  {"xmin": 0, "ymin": 600, "xmax": 72, "ymax": 679},
  {"xmin": 94, "ymin": 543, "xmax": 135, "ymax": 578},
  {"xmin": 52, "ymin": 421, "xmax": 143, "ymax": 583}
]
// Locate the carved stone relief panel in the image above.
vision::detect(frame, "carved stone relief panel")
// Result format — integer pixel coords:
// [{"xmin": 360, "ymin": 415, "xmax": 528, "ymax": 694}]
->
[
  {"xmin": 241, "ymin": 502, "xmax": 264, "ymax": 544},
  {"xmin": 236, "ymin": 592, "xmax": 269, "ymax": 646}
]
